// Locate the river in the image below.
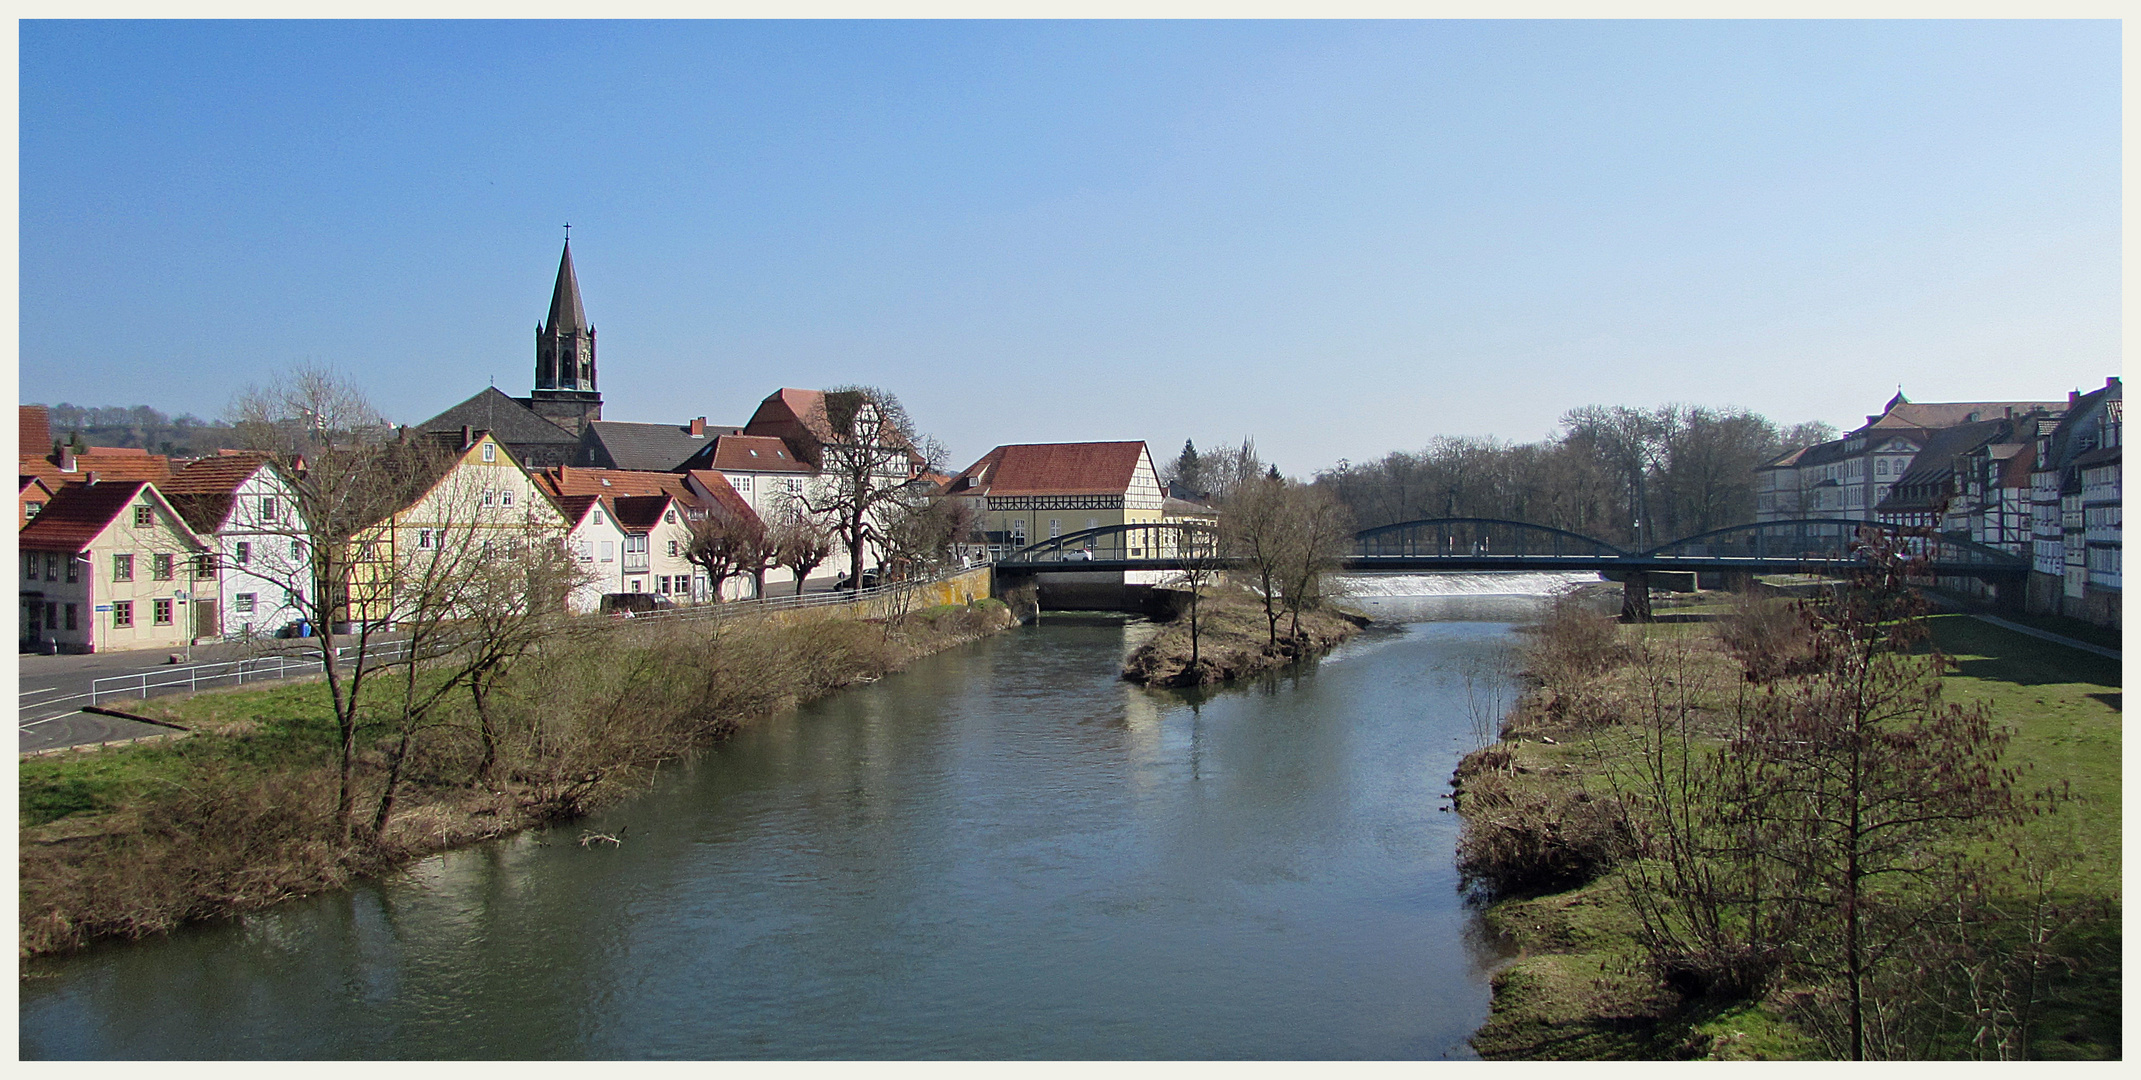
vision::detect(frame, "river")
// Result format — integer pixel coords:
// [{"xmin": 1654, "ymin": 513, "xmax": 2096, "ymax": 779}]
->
[{"xmin": 21, "ymin": 583, "xmax": 1569, "ymax": 1059}]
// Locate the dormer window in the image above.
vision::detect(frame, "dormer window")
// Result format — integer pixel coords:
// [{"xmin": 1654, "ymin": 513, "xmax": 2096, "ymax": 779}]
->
[{"xmin": 482, "ymin": 443, "xmax": 497, "ymax": 463}]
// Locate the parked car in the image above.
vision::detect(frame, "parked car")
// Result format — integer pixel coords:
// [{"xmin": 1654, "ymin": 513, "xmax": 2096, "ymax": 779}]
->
[
  {"xmin": 1061, "ymin": 547, "xmax": 1096, "ymax": 561},
  {"xmin": 834, "ymin": 569, "xmax": 882, "ymax": 590},
  {"xmin": 599, "ymin": 593, "xmax": 677, "ymax": 616}
]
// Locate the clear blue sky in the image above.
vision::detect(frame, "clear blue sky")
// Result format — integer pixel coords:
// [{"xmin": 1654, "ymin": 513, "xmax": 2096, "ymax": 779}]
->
[{"xmin": 19, "ymin": 20, "xmax": 2120, "ymax": 476}]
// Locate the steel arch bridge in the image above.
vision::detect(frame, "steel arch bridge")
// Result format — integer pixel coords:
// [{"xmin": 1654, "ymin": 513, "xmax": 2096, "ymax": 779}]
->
[{"xmin": 994, "ymin": 517, "xmax": 2029, "ymax": 580}]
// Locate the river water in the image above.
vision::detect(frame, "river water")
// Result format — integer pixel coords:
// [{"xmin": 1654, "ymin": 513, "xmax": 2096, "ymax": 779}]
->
[{"xmin": 22, "ymin": 586, "xmax": 1558, "ymax": 1060}]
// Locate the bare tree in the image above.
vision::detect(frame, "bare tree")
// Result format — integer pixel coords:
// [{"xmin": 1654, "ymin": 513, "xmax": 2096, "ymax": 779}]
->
[
  {"xmin": 226, "ymin": 366, "xmax": 409, "ymax": 839},
  {"xmin": 682, "ymin": 508, "xmax": 770, "ymax": 602},
  {"xmin": 768, "ymin": 511, "xmax": 835, "ymax": 596},
  {"xmin": 1274, "ymin": 482, "xmax": 1355, "ymax": 642},
  {"xmin": 880, "ymin": 495, "xmax": 980, "ymax": 580},
  {"xmin": 1220, "ymin": 472, "xmax": 1290, "ymax": 650},
  {"xmin": 788, "ymin": 386, "xmax": 946, "ymax": 585}
]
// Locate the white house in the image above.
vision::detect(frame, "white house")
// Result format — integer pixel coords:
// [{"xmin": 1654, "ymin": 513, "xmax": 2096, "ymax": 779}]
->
[{"xmin": 163, "ymin": 451, "xmax": 312, "ymax": 640}]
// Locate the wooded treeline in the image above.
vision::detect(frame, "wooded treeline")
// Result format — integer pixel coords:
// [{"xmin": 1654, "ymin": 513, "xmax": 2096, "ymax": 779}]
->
[
  {"xmin": 30, "ymin": 402, "xmax": 242, "ymax": 457},
  {"xmin": 1194, "ymin": 405, "xmax": 1838, "ymax": 550}
]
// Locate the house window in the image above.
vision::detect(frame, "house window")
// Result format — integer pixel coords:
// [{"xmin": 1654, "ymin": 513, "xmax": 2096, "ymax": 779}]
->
[
  {"xmin": 502, "ymin": 489, "xmax": 515, "ymax": 507},
  {"xmin": 734, "ymin": 476, "xmax": 752, "ymax": 493},
  {"xmin": 785, "ymin": 478, "xmax": 802, "ymax": 493},
  {"xmin": 153, "ymin": 599, "xmax": 174, "ymax": 626},
  {"xmin": 45, "ymin": 552, "xmax": 59, "ymax": 581},
  {"xmin": 657, "ymin": 576, "xmax": 672, "ymax": 595},
  {"xmin": 629, "ymin": 578, "xmax": 643, "ymax": 592},
  {"xmin": 593, "ymin": 508, "xmax": 605, "ymax": 524},
  {"xmin": 25, "ymin": 501, "xmax": 42, "ymax": 519},
  {"xmin": 64, "ymin": 604, "xmax": 77, "ymax": 631},
  {"xmin": 66, "ymin": 556, "xmax": 78, "ymax": 584},
  {"xmin": 235, "ymin": 593, "xmax": 257, "ymax": 614},
  {"xmin": 112, "ymin": 601, "xmax": 133, "ymax": 628},
  {"xmin": 665, "ymin": 509, "xmax": 677, "ymax": 524},
  {"xmin": 418, "ymin": 529, "xmax": 436, "ymax": 549},
  {"xmin": 667, "ymin": 540, "xmax": 679, "ymax": 557},
  {"xmin": 575, "ymin": 539, "xmax": 592, "ymax": 559},
  {"xmin": 291, "ymin": 540, "xmax": 303, "ymax": 561},
  {"xmin": 483, "ymin": 489, "xmax": 497, "ymax": 507},
  {"xmin": 25, "ymin": 556, "xmax": 36, "ymax": 581},
  {"xmin": 192, "ymin": 554, "xmax": 216, "ymax": 577},
  {"xmin": 482, "ymin": 442, "xmax": 497, "ymax": 463},
  {"xmin": 235, "ymin": 541, "xmax": 251, "ymax": 566},
  {"xmin": 1049, "ymin": 519, "xmax": 1061, "ymax": 539},
  {"xmin": 134, "ymin": 505, "xmax": 153, "ymax": 528},
  {"xmin": 625, "ymin": 535, "xmax": 649, "ymax": 555},
  {"xmin": 600, "ymin": 541, "xmax": 614, "ymax": 562},
  {"xmin": 1010, "ymin": 520, "xmax": 1026, "ymax": 543},
  {"xmin": 260, "ymin": 496, "xmax": 279, "ymax": 521},
  {"xmin": 113, "ymin": 553, "xmax": 134, "ymax": 581},
  {"xmin": 152, "ymin": 554, "xmax": 174, "ymax": 581}
]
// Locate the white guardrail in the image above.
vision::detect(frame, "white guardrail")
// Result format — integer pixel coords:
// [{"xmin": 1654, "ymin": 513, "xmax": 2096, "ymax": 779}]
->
[{"xmin": 38, "ymin": 563, "xmax": 987, "ymax": 715}]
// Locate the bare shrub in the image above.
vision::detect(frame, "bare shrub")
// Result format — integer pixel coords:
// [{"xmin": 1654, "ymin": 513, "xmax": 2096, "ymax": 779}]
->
[{"xmin": 1455, "ymin": 760, "xmax": 1623, "ymax": 899}]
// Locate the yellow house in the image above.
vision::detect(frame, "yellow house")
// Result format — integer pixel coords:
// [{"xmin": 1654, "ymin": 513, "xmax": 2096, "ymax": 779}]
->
[
  {"xmin": 942, "ymin": 441, "xmax": 1164, "ymax": 556},
  {"xmin": 340, "ymin": 432, "xmax": 566, "ymax": 627},
  {"xmin": 19, "ymin": 480, "xmax": 211, "ymax": 652}
]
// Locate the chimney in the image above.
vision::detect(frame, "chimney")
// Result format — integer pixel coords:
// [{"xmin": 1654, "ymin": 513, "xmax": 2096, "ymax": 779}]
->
[
  {"xmin": 2070, "ymin": 391, "xmax": 2081, "ymax": 407},
  {"xmin": 461, "ymin": 425, "xmax": 474, "ymax": 448},
  {"xmin": 690, "ymin": 417, "xmax": 707, "ymax": 437}
]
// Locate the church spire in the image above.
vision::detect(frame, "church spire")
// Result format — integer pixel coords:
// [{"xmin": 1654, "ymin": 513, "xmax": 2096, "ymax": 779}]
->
[
  {"xmin": 546, "ymin": 239, "xmax": 588, "ymax": 337},
  {"xmin": 534, "ymin": 237, "xmax": 597, "ymax": 395}
]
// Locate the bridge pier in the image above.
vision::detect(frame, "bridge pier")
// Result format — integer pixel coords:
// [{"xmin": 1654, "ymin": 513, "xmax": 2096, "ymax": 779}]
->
[{"xmin": 1619, "ymin": 571, "xmax": 1653, "ymax": 623}]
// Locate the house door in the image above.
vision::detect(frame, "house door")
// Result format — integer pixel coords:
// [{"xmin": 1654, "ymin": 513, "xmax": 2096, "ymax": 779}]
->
[
  {"xmin": 193, "ymin": 597, "xmax": 218, "ymax": 640},
  {"xmin": 22, "ymin": 597, "xmax": 43, "ymax": 647}
]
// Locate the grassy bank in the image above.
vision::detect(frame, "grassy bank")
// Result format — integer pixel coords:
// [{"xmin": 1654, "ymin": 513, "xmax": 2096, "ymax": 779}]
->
[
  {"xmin": 20, "ymin": 598, "xmax": 1017, "ymax": 963},
  {"xmin": 1457, "ymin": 597, "xmax": 2121, "ymax": 1060},
  {"xmin": 1120, "ymin": 585, "xmax": 1363, "ymax": 687}
]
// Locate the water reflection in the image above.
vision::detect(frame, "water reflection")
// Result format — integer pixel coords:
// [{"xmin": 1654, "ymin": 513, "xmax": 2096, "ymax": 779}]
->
[{"xmin": 24, "ymin": 606, "xmax": 1524, "ymax": 1060}]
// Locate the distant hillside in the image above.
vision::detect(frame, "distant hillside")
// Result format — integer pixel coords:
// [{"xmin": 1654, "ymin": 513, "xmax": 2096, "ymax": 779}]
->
[{"xmin": 28, "ymin": 403, "xmax": 244, "ymax": 459}]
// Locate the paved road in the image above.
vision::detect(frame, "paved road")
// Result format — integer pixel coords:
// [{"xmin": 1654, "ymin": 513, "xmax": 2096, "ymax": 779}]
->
[{"xmin": 19, "ymin": 639, "xmax": 338, "ymax": 754}]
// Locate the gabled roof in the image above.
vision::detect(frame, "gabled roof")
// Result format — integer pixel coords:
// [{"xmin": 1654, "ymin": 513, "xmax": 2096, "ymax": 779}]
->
[
  {"xmin": 19, "ymin": 481, "xmax": 205, "ymax": 553},
  {"xmin": 416, "ymin": 387, "xmax": 580, "ymax": 447},
  {"xmin": 949, "ymin": 441, "xmax": 1152, "ymax": 497},
  {"xmin": 685, "ymin": 433, "xmax": 813, "ymax": 473},
  {"xmin": 161, "ymin": 453, "xmax": 279, "ymax": 534},
  {"xmin": 20, "ymin": 406, "xmax": 51, "ymax": 457},
  {"xmin": 743, "ymin": 388, "xmax": 832, "ymax": 446},
  {"xmin": 581, "ymin": 420, "xmax": 728, "ymax": 471},
  {"xmin": 683, "ymin": 470, "xmax": 760, "ymax": 523},
  {"xmin": 609, "ymin": 493, "xmax": 673, "ymax": 532},
  {"xmin": 546, "ymin": 492, "xmax": 606, "ymax": 530}
]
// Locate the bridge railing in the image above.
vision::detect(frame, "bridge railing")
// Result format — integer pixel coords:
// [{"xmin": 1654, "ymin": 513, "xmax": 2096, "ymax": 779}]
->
[{"xmin": 1352, "ymin": 518, "xmax": 1628, "ymax": 560}]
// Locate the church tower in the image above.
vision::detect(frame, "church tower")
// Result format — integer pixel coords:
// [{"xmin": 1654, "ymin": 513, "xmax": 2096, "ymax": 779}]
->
[{"xmin": 525, "ymin": 238, "xmax": 604, "ymax": 435}]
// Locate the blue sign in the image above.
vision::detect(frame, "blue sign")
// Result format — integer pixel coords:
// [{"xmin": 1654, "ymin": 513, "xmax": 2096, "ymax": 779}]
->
[{"xmin": 94, "ymin": 604, "xmax": 112, "ymax": 612}]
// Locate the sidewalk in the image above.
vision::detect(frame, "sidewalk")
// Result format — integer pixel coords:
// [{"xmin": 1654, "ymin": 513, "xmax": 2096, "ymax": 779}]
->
[{"xmin": 1969, "ymin": 614, "xmax": 2121, "ymax": 660}]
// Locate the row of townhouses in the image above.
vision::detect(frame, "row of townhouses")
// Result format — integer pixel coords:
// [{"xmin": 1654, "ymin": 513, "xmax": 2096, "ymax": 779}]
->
[
  {"xmin": 21, "ymin": 241, "xmax": 1200, "ymax": 652},
  {"xmin": 1755, "ymin": 379, "xmax": 2121, "ymax": 628}
]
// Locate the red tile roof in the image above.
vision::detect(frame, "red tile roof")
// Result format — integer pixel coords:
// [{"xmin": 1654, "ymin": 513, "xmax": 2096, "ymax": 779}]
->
[
  {"xmin": 162, "ymin": 451, "xmax": 275, "ymax": 495},
  {"xmin": 949, "ymin": 441, "xmax": 1151, "ymax": 497},
  {"xmin": 20, "ymin": 407, "xmax": 51, "ymax": 457},
  {"xmin": 537, "ymin": 466, "xmax": 694, "ymax": 501},
  {"xmin": 1861, "ymin": 400, "xmax": 2066, "ymax": 433},
  {"xmin": 704, "ymin": 434, "xmax": 812, "ymax": 473},
  {"xmin": 609, "ymin": 494, "xmax": 673, "ymax": 532},
  {"xmin": 682, "ymin": 470, "xmax": 759, "ymax": 523},
  {"xmin": 548, "ymin": 493, "xmax": 602, "ymax": 529},
  {"xmin": 18, "ymin": 481, "xmax": 200, "ymax": 552}
]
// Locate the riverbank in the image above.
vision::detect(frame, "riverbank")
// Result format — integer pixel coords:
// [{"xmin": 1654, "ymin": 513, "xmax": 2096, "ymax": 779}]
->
[
  {"xmin": 19, "ymin": 598, "xmax": 1018, "ymax": 963},
  {"xmin": 1120, "ymin": 585, "xmax": 1364, "ymax": 687},
  {"xmin": 1457, "ymin": 596, "xmax": 2121, "ymax": 1060}
]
